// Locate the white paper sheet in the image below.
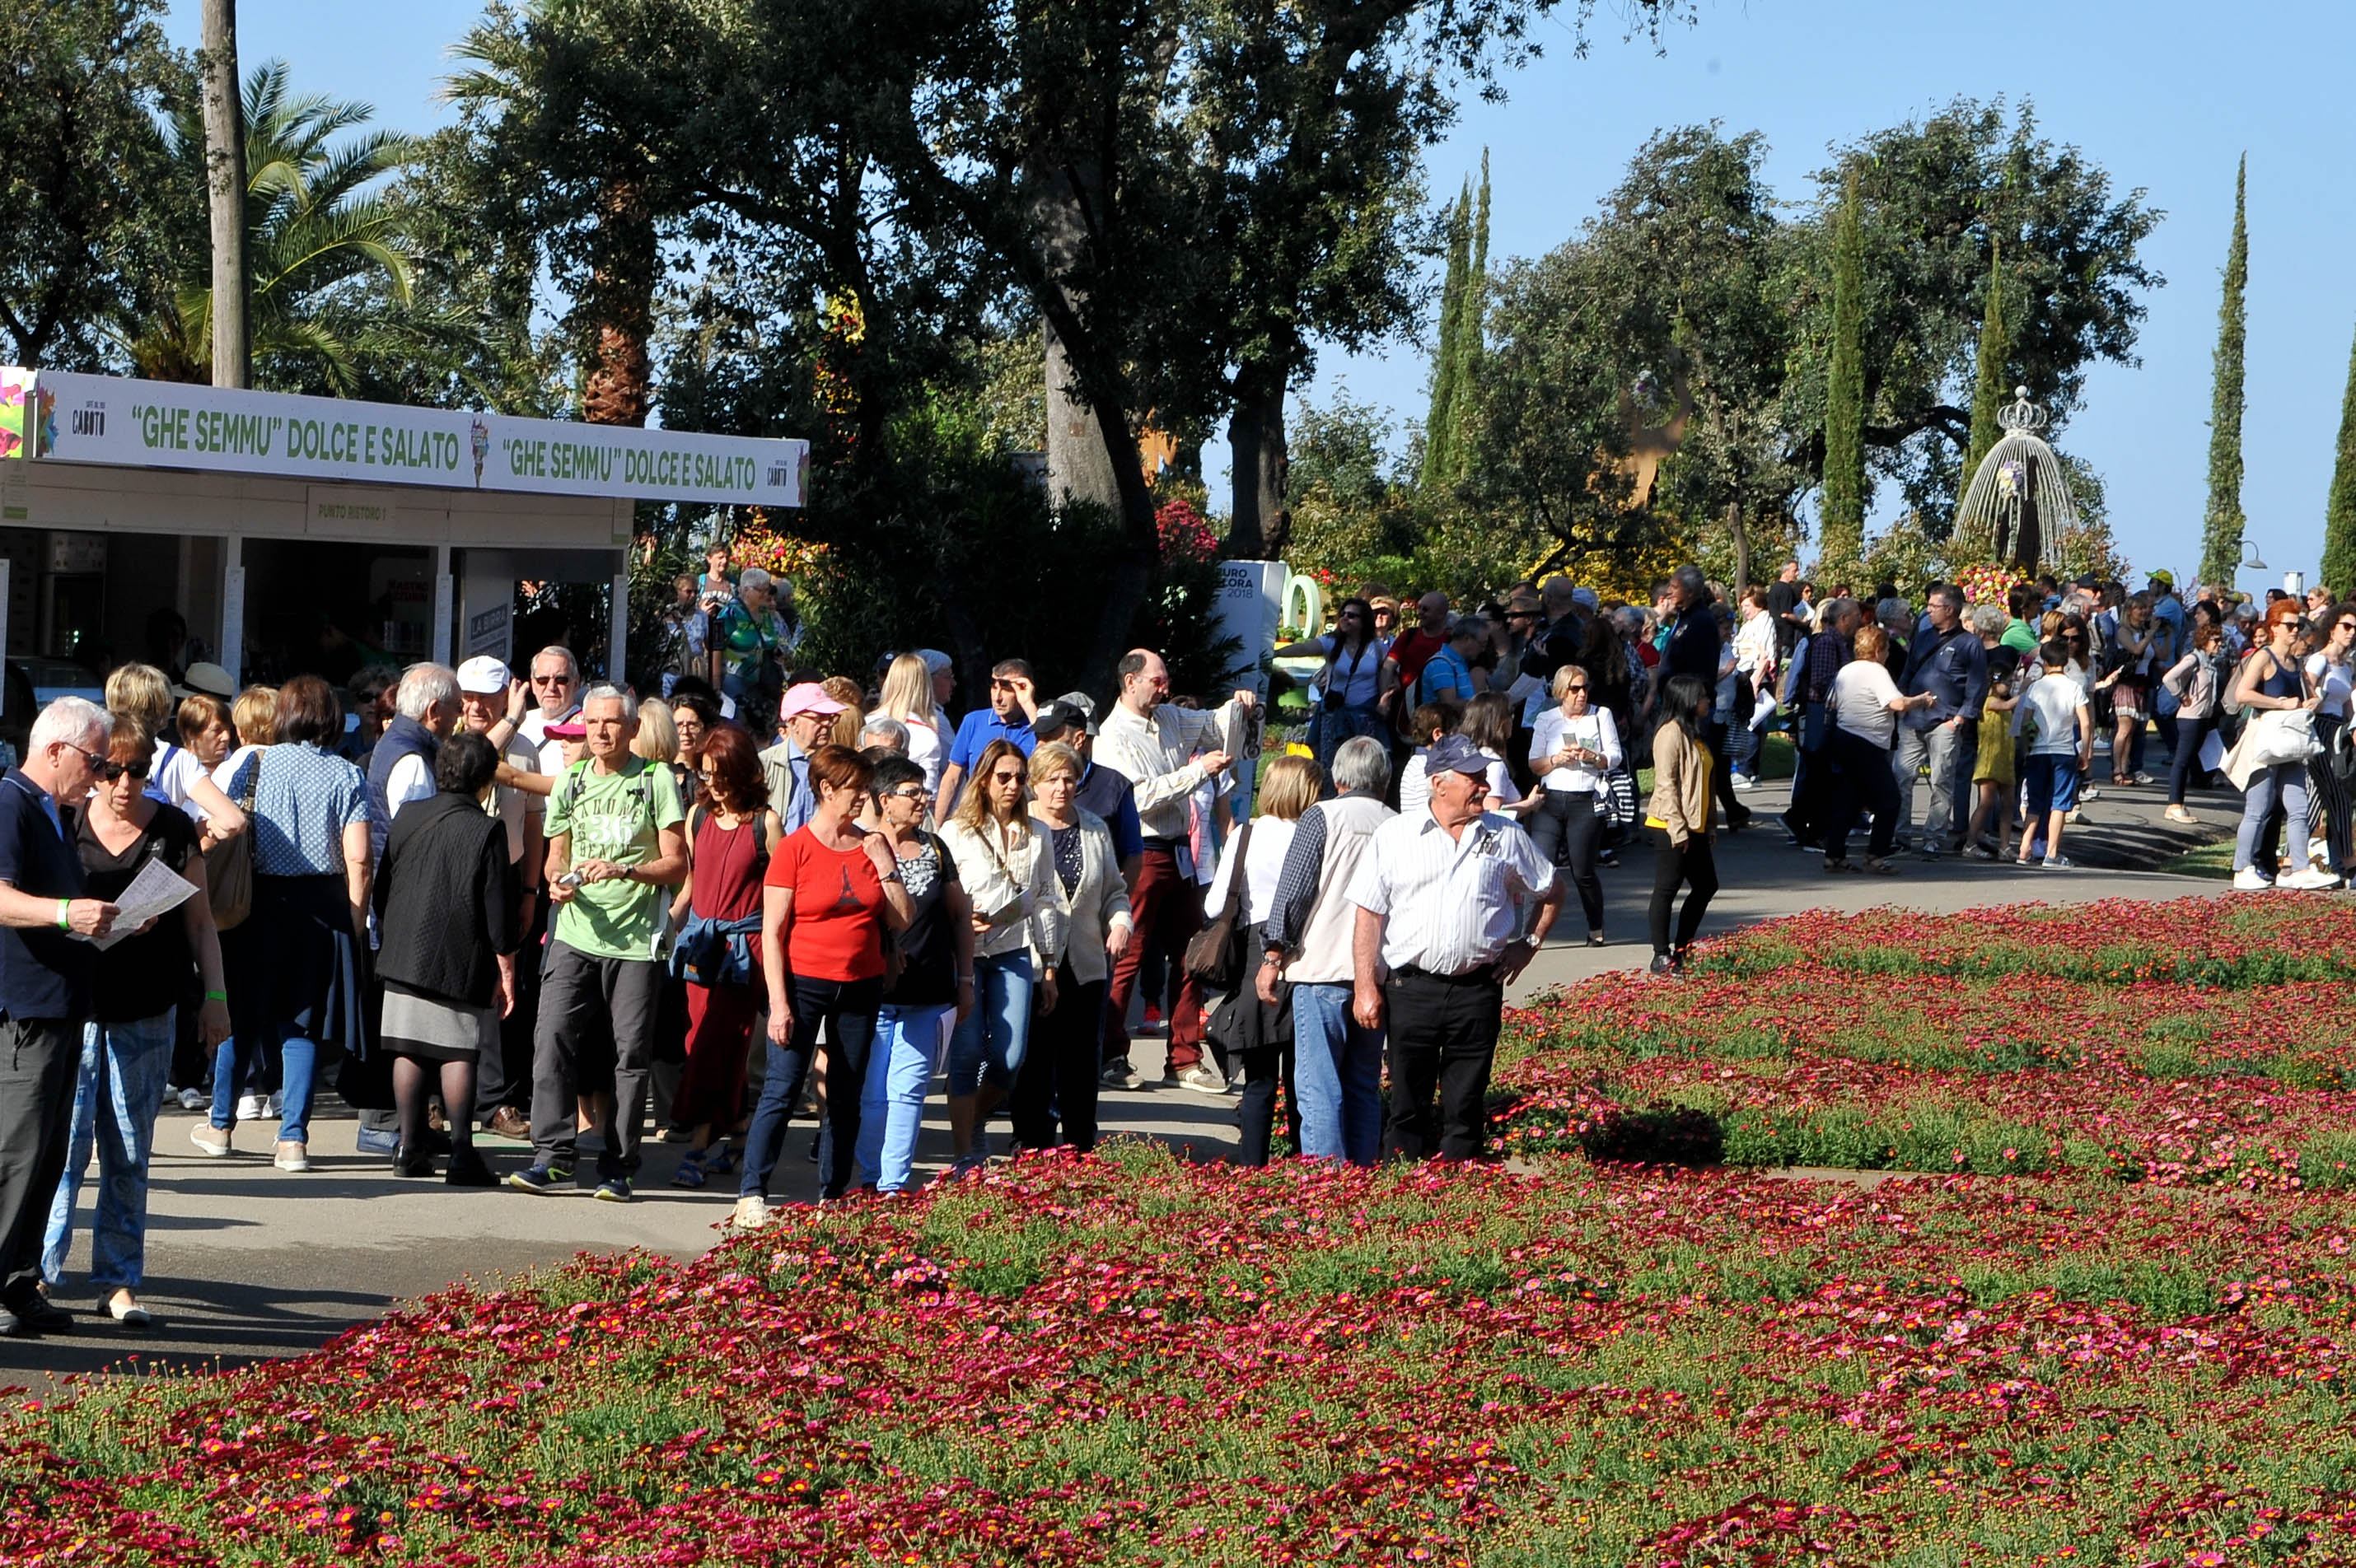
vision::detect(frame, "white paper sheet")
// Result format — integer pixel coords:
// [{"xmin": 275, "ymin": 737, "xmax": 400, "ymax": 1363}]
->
[{"xmin": 78, "ymin": 855, "xmax": 199, "ymax": 950}]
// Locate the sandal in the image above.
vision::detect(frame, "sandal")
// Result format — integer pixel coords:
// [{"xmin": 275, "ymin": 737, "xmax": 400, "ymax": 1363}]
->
[
  {"xmin": 1821, "ymin": 857, "xmax": 1857, "ymax": 874},
  {"xmin": 669, "ymin": 1149, "xmax": 708, "ymax": 1189},
  {"xmin": 1862, "ymin": 856, "xmax": 1899, "ymax": 875}
]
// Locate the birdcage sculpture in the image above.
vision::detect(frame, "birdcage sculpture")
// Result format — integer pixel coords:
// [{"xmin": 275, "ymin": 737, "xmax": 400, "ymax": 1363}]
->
[{"xmin": 1954, "ymin": 387, "xmax": 2077, "ymax": 572}]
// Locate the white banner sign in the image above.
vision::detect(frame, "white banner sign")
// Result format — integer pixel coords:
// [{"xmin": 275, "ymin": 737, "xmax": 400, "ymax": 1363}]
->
[{"xmin": 25, "ymin": 371, "xmax": 807, "ymax": 507}]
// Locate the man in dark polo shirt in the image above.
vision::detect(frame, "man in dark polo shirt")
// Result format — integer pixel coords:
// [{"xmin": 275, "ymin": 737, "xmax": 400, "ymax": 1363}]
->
[{"xmin": 0, "ymin": 697, "xmax": 121, "ymax": 1337}]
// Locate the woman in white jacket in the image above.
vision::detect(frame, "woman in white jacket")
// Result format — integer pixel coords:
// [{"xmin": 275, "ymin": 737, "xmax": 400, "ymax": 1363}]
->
[
  {"xmin": 937, "ymin": 738, "xmax": 1066, "ymax": 1172},
  {"xmin": 1013, "ymin": 741, "xmax": 1133, "ymax": 1153}
]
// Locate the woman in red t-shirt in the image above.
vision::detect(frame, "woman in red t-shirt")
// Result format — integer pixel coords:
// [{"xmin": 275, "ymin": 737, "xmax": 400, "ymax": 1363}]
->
[{"xmin": 733, "ymin": 744, "xmax": 911, "ymax": 1224}]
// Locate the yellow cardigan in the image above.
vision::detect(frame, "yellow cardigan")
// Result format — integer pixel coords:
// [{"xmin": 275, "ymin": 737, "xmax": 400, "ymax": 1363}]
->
[{"xmin": 1646, "ymin": 722, "xmax": 1715, "ymax": 846}]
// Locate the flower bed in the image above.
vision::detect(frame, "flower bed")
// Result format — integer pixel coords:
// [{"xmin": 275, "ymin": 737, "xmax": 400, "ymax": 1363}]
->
[
  {"xmin": 1493, "ymin": 894, "xmax": 2356, "ymax": 1188},
  {"xmin": 16, "ymin": 1146, "xmax": 2356, "ymax": 1566}
]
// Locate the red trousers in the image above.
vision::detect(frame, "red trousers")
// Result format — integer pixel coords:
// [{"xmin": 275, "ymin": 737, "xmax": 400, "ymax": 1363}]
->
[
  {"xmin": 1103, "ymin": 845, "xmax": 1205, "ymax": 1071},
  {"xmin": 672, "ymin": 981, "xmax": 758, "ymax": 1132}
]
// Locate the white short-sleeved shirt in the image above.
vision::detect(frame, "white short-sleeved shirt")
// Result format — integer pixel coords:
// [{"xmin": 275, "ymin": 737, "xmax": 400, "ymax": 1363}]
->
[
  {"xmin": 1529, "ymin": 707, "xmax": 1621, "ymax": 794},
  {"xmin": 2308, "ymin": 653, "xmax": 2354, "ymax": 721},
  {"xmin": 1346, "ymin": 809, "xmax": 1551, "ymax": 976},
  {"xmin": 1829, "ymin": 660, "xmax": 1905, "ymax": 749},
  {"xmin": 2021, "ymin": 674, "xmax": 2087, "ymax": 756},
  {"xmin": 1204, "ymin": 816, "xmax": 1298, "ymax": 930},
  {"xmin": 1316, "ymin": 637, "xmax": 1385, "ymax": 708},
  {"xmin": 1398, "ymin": 749, "xmax": 1433, "ymax": 820},
  {"xmin": 152, "ymin": 739, "xmax": 211, "ymax": 818},
  {"xmin": 386, "ymin": 754, "xmax": 434, "ymax": 819}
]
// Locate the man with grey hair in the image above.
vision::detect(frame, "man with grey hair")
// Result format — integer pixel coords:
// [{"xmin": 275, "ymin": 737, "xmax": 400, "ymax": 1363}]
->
[
  {"xmin": 1259, "ymin": 735, "xmax": 1394, "ymax": 1164},
  {"xmin": 709, "ymin": 567, "xmax": 794, "ymax": 730},
  {"xmin": 518, "ymin": 645, "xmax": 582, "ymax": 778},
  {"xmin": 515, "ymin": 681, "xmax": 686, "ymax": 1202},
  {"xmin": 1894, "ymin": 582, "xmax": 1987, "ymax": 859},
  {"xmin": 367, "ymin": 663, "xmax": 461, "ymax": 864},
  {"xmin": 858, "ymin": 714, "xmax": 909, "ymax": 754},
  {"xmin": 0, "ymin": 698, "xmax": 120, "ymax": 1336}
]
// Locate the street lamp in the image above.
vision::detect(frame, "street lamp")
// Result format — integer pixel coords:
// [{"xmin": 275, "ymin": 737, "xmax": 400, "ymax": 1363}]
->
[{"xmin": 2240, "ymin": 538, "xmax": 2268, "ymax": 574}]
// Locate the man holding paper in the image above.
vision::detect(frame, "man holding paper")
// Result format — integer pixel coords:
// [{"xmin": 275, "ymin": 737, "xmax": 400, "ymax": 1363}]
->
[{"xmin": 0, "ymin": 698, "xmax": 121, "ymax": 1337}]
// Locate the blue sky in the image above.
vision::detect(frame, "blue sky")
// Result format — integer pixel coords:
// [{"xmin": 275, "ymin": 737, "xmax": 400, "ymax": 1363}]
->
[{"xmin": 168, "ymin": 0, "xmax": 2354, "ymax": 589}]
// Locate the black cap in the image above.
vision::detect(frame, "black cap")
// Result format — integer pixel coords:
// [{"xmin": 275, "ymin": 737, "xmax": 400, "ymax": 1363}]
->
[{"xmin": 1034, "ymin": 699, "xmax": 1092, "ymax": 739}]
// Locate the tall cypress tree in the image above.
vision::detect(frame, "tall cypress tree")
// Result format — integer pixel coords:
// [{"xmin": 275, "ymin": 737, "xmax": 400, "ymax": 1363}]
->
[
  {"xmin": 2324, "ymin": 322, "xmax": 2356, "ymax": 596},
  {"xmin": 2199, "ymin": 156, "xmax": 2250, "ymax": 589},
  {"xmin": 1819, "ymin": 170, "xmax": 1868, "ymax": 577},
  {"xmin": 1420, "ymin": 181, "xmax": 1473, "ymax": 491},
  {"xmin": 1961, "ymin": 236, "xmax": 2011, "ymax": 497},
  {"xmin": 1442, "ymin": 150, "xmax": 1491, "ymax": 482}
]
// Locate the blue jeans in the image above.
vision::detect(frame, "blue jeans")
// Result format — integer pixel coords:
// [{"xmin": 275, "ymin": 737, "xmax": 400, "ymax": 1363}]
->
[
  {"xmin": 858, "ymin": 1003, "xmax": 951, "ymax": 1192},
  {"xmin": 1313, "ymin": 702, "xmax": 1386, "ymax": 772},
  {"xmin": 1289, "ymin": 982, "xmax": 1384, "ymax": 1164},
  {"xmin": 739, "ymin": 973, "xmax": 881, "ymax": 1202},
  {"xmin": 2237, "ymin": 759, "xmax": 2314, "ymax": 874},
  {"xmin": 212, "ymin": 1024, "xmax": 317, "ymax": 1145},
  {"xmin": 946, "ymin": 950, "xmax": 1033, "ymax": 1096},
  {"xmin": 42, "ymin": 1011, "xmax": 175, "ymax": 1292}
]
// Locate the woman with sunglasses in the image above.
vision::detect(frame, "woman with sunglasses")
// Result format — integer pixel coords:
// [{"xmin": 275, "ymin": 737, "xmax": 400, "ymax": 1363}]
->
[
  {"xmin": 937, "ymin": 737, "xmax": 1064, "ymax": 1175},
  {"xmin": 857, "ymin": 754, "xmax": 975, "ymax": 1190},
  {"xmin": 666, "ymin": 725, "xmax": 780, "ymax": 1189},
  {"xmin": 40, "ymin": 716, "xmax": 229, "ymax": 1326},
  {"xmin": 2230, "ymin": 598, "xmax": 2333, "ymax": 889},
  {"xmin": 1526, "ymin": 664, "xmax": 1621, "ymax": 946},
  {"xmin": 2308, "ymin": 604, "xmax": 2356, "ymax": 878},
  {"xmin": 1274, "ymin": 598, "xmax": 1395, "ymax": 773}
]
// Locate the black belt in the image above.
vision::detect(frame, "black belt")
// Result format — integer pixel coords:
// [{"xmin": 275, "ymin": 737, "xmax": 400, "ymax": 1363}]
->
[
  {"xmin": 1391, "ymin": 964, "xmax": 1503, "ymax": 986},
  {"xmin": 1140, "ymin": 837, "xmax": 1185, "ymax": 851}
]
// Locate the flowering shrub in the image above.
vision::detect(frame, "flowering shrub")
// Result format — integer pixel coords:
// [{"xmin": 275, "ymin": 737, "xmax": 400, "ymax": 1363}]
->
[
  {"xmin": 17, "ymin": 1146, "xmax": 2356, "ymax": 1564},
  {"xmin": 1952, "ymin": 561, "xmax": 2022, "ymax": 608},
  {"xmin": 1154, "ymin": 498, "xmax": 1218, "ymax": 567}
]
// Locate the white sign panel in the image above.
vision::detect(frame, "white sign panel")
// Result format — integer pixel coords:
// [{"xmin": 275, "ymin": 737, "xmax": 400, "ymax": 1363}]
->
[
  {"xmin": 1213, "ymin": 560, "xmax": 1288, "ymax": 695},
  {"xmin": 26, "ymin": 370, "xmax": 808, "ymax": 507}
]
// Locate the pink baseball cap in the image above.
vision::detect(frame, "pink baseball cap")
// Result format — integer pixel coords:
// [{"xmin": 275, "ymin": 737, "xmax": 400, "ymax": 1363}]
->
[{"xmin": 778, "ymin": 682, "xmax": 846, "ymax": 718}]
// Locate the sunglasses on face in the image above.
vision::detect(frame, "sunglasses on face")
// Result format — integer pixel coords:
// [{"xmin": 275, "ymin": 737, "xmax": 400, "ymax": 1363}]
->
[
  {"xmin": 93, "ymin": 757, "xmax": 149, "ymax": 783},
  {"xmin": 989, "ymin": 770, "xmax": 1025, "ymax": 786},
  {"xmin": 885, "ymin": 786, "xmax": 928, "ymax": 801},
  {"xmin": 531, "ymin": 674, "xmax": 569, "ymax": 687}
]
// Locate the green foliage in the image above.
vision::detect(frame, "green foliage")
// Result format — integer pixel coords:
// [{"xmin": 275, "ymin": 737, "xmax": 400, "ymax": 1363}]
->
[
  {"xmin": 2322, "ymin": 321, "xmax": 2356, "ymax": 598},
  {"xmin": 2199, "ymin": 156, "xmax": 2250, "ymax": 589},
  {"xmin": 0, "ymin": 0, "xmax": 196, "ymax": 370},
  {"xmin": 1818, "ymin": 171, "xmax": 1868, "ymax": 576},
  {"xmin": 133, "ymin": 62, "xmax": 428, "ymax": 396},
  {"xmin": 1419, "ymin": 182, "xmax": 1475, "ymax": 492}
]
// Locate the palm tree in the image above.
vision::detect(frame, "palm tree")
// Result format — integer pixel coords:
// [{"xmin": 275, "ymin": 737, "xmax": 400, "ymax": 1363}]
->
[{"xmin": 130, "ymin": 60, "xmax": 423, "ymax": 394}]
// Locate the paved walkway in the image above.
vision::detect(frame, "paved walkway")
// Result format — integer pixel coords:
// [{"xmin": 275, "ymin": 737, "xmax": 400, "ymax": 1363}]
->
[{"xmin": 7, "ymin": 763, "xmax": 2243, "ymax": 1385}]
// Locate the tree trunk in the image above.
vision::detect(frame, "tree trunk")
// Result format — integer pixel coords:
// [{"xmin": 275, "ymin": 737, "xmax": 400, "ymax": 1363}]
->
[
  {"xmin": 1045, "ymin": 314, "xmax": 1122, "ymax": 512},
  {"xmin": 1726, "ymin": 500, "xmax": 1751, "ymax": 601},
  {"xmin": 199, "ymin": 0, "xmax": 247, "ymax": 390},
  {"xmin": 1225, "ymin": 370, "xmax": 1288, "ymax": 560},
  {"xmin": 582, "ymin": 178, "xmax": 656, "ymax": 427}
]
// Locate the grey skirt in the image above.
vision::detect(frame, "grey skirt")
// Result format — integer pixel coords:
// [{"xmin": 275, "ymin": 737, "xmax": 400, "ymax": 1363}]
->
[{"xmin": 379, "ymin": 982, "xmax": 498, "ymax": 1062}]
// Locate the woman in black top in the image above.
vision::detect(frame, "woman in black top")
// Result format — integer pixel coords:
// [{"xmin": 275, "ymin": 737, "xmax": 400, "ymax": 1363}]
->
[
  {"xmin": 40, "ymin": 716, "xmax": 228, "ymax": 1327},
  {"xmin": 372, "ymin": 732, "xmax": 521, "ymax": 1184},
  {"xmin": 854, "ymin": 754, "xmax": 974, "ymax": 1192}
]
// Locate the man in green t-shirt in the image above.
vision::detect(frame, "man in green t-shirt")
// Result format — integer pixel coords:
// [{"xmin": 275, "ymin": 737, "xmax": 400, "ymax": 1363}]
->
[{"xmin": 514, "ymin": 684, "xmax": 687, "ymax": 1202}]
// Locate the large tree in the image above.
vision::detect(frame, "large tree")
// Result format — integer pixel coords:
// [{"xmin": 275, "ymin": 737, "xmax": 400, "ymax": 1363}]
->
[
  {"xmin": 2324, "ymin": 320, "xmax": 2356, "ymax": 598},
  {"xmin": 1818, "ymin": 170, "xmax": 1866, "ymax": 576},
  {"xmin": 0, "ymin": 0, "xmax": 196, "ymax": 370}
]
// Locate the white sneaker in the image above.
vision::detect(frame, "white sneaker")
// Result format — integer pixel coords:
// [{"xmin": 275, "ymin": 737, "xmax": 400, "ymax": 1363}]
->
[
  {"xmin": 1171, "ymin": 1063, "xmax": 1231, "ymax": 1095},
  {"xmin": 272, "ymin": 1141, "xmax": 310, "ymax": 1173},
  {"xmin": 177, "ymin": 1087, "xmax": 206, "ymax": 1112},
  {"xmin": 264, "ymin": 1092, "xmax": 283, "ymax": 1118},
  {"xmin": 2286, "ymin": 867, "xmax": 2344, "ymax": 891},
  {"xmin": 2311, "ymin": 838, "xmax": 2335, "ymax": 867},
  {"xmin": 729, "ymin": 1195, "xmax": 770, "ymax": 1230},
  {"xmin": 189, "ymin": 1123, "xmax": 231, "ymax": 1158},
  {"xmin": 2232, "ymin": 867, "xmax": 2275, "ymax": 892},
  {"xmin": 2040, "ymin": 855, "xmax": 2073, "ymax": 870},
  {"xmin": 1731, "ymin": 773, "xmax": 1759, "ymax": 791},
  {"xmin": 236, "ymin": 1094, "xmax": 267, "ymax": 1122}
]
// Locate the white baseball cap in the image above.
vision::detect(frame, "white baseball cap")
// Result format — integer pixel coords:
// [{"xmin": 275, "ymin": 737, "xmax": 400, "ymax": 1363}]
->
[{"xmin": 456, "ymin": 656, "xmax": 512, "ymax": 695}]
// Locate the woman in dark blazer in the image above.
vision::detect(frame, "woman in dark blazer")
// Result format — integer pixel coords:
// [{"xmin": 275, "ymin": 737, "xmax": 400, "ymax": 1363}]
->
[{"xmin": 372, "ymin": 731, "xmax": 521, "ymax": 1183}]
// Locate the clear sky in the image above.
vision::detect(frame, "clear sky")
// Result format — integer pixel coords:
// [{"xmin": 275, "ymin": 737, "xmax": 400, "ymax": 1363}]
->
[{"xmin": 166, "ymin": 0, "xmax": 2354, "ymax": 590}]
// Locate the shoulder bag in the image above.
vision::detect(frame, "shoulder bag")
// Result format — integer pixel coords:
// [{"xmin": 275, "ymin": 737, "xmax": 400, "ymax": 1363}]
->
[
  {"xmin": 1181, "ymin": 819, "xmax": 1255, "ymax": 992},
  {"xmin": 203, "ymin": 752, "xmax": 259, "ymax": 931}
]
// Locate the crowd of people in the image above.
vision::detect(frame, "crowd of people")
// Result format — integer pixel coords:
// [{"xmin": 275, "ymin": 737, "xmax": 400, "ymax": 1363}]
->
[{"xmin": 0, "ymin": 550, "xmax": 2333, "ymax": 1337}]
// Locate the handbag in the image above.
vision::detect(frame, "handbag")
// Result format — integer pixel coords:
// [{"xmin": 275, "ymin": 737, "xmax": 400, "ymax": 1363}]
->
[
  {"xmin": 1181, "ymin": 819, "xmax": 1255, "ymax": 992},
  {"xmin": 1602, "ymin": 767, "xmax": 1638, "ymax": 828},
  {"xmin": 203, "ymin": 752, "xmax": 259, "ymax": 932},
  {"xmin": 2224, "ymin": 707, "xmax": 2323, "ymax": 790}
]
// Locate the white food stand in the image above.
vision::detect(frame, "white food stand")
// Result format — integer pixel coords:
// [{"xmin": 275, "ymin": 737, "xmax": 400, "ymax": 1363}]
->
[{"xmin": 0, "ymin": 367, "xmax": 806, "ymax": 691}]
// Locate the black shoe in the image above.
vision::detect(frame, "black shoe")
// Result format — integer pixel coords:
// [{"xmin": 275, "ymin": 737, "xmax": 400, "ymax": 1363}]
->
[
  {"xmin": 5, "ymin": 1296, "xmax": 72, "ymax": 1334},
  {"xmin": 1649, "ymin": 953, "xmax": 1676, "ymax": 976},
  {"xmin": 422, "ymin": 1126, "xmax": 454, "ymax": 1156},
  {"xmin": 393, "ymin": 1146, "xmax": 437, "ymax": 1178},
  {"xmin": 445, "ymin": 1148, "xmax": 498, "ymax": 1188}
]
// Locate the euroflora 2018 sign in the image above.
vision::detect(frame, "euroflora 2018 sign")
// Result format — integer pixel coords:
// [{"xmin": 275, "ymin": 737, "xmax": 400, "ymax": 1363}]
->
[{"xmin": 16, "ymin": 371, "xmax": 807, "ymax": 507}]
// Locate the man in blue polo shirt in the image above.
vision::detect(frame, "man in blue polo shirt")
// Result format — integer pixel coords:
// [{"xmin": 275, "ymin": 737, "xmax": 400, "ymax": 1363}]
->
[
  {"xmin": 937, "ymin": 658, "xmax": 1040, "ymax": 816},
  {"xmin": 0, "ymin": 698, "xmax": 122, "ymax": 1337}
]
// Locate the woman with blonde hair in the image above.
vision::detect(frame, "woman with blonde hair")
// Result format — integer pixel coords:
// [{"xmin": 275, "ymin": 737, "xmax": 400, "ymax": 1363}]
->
[
  {"xmin": 1203, "ymin": 753, "xmax": 1321, "ymax": 1165},
  {"xmin": 1014, "ymin": 740, "xmax": 1132, "ymax": 1153},
  {"xmin": 937, "ymin": 736, "xmax": 1064, "ymax": 1174},
  {"xmin": 105, "ymin": 662, "xmax": 246, "ymax": 847},
  {"xmin": 872, "ymin": 652, "xmax": 953, "ymax": 792},
  {"xmin": 821, "ymin": 676, "xmax": 867, "ymax": 751}
]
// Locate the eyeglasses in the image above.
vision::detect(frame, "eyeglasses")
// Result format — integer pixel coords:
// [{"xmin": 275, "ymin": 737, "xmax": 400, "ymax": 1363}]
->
[
  {"xmin": 1563, "ymin": 683, "xmax": 1588, "ymax": 692},
  {"xmin": 531, "ymin": 674, "xmax": 570, "ymax": 687},
  {"xmin": 885, "ymin": 786, "xmax": 928, "ymax": 801},
  {"xmin": 989, "ymin": 770, "xmax": 1026, "ymax": 786},
  {"xmin": 92, "ymin": 756, "xmax": 148, "ymax": 782}
]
